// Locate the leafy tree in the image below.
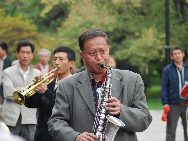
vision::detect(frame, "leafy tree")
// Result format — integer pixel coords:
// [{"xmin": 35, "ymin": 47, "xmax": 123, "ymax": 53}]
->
[
  {"xmin": 0, "ymin": 13, "xmax": 37, "ymax": 58},
  {"xmin": 56, "ymin": 0, "xmax": 116, "ymax": 65},
  {"xmin": 0, "ymin": 0, "xmax": 188, "ymax": 87}
]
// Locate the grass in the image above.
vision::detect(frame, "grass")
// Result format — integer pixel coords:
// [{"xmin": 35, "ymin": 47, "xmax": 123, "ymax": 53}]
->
[
  {"xmin": 145, "ymin": 85, "xmax": 162, "ymax": 110},
  {"xmin": 147, "ymin": 98, "xmax": 162, "ymax": 110},
  {"xmin": 146, "ymin": 85, "xmax": 161, "ymax": 98}
]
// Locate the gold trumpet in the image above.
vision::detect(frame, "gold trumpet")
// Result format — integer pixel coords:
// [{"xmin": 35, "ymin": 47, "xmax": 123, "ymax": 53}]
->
[{"xmin": 13, "ymin": 67, "xmax": 58, "ymax": 105}]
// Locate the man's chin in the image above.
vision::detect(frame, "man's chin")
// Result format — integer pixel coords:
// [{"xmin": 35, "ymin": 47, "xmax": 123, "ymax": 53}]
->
[
  {"xmin": 94, "ymin": 68, "xmax": 106, "ymax": 74},
  {"xmin": 20, "ymin": 62, "xmax": 29, "ymax": 66}
]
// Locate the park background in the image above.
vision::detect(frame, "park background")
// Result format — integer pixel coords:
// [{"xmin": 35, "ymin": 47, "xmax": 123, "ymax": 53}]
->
[{"xmin": 0, "ymin": 0, "xmax": 188, "ymax": 110}]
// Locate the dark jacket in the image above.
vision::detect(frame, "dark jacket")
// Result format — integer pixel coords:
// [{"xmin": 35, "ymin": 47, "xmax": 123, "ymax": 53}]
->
[
  {"xmin": 48, "ymin": 69, "xmax": 152, "ymax": 141},
  {"xmin": 161, "ymin": 63, "xmax": 188, "ymax": 105},
  {"xmin": 0, "ymin": 56, "xmax": 12, "ymax": 104},
  {"xmin": 25, "ymin": 79, "xmax": 56, "ymax": 141},
  {"xmin": 3, "ymin": 57, "xmax": 12, "ymax": 70}
]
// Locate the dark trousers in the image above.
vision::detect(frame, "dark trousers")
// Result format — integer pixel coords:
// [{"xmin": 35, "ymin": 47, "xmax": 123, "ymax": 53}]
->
[
  {"xmin": 8, "ymin": 115, "xmax": 36, "ymax": 141},
  {"xmin": 166, "ymin": 102, "xmax": 188, "ymax": 141}
]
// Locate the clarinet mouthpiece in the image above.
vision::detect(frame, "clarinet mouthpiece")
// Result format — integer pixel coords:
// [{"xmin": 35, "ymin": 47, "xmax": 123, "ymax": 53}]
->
[
  {"xmin": 99, "ymin": 63, "xmax": 111, "ymax": 69},
  {"xmin": 99, "ymin": 63, "xmax": 105, "ymax": 69}
]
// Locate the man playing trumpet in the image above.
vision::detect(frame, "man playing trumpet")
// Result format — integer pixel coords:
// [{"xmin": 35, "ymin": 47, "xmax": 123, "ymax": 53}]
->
[{"xmin": 24, "ymin": 46, "xmax": 76, "ymax": 141}]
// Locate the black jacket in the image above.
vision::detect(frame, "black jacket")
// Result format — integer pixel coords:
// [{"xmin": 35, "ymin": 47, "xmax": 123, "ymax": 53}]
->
[
  {"xmin": 161, "ymin": 63, "xmax": 188, "ymax": 105},
  {"xmin": 0, "ymin": 56, "xmax": 12, "ymax": 104},
  {"xmin": 3, "ymin": 57, "xmax": 12, "ymax": 70},
  {"xmin": 25, "ymin": 79, "xmax": 56, "ymax": 141}
]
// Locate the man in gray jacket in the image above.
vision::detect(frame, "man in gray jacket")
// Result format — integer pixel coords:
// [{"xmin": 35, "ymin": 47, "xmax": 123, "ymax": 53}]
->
[
  {"xmin": 2, "ymin": 40, "xmax": 40, "ymax": 141},
  {"xmin": 48, "ymin": 29, "xmax": 152, "ymax": 141}
]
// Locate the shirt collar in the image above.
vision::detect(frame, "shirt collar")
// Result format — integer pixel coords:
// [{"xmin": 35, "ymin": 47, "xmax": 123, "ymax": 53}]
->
[
  {"xmin": 55, "ymin": 74, "xmax": 72, "ymax": 83},
  {"xmin": 18, "ymin": 64, "xmax": 30, "ymax": 75}
]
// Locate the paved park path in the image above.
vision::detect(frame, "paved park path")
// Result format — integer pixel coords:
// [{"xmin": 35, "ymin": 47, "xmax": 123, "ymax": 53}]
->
[{"xmin": 137, "ymin": 110, "xmax": 184, "ymax": 141}]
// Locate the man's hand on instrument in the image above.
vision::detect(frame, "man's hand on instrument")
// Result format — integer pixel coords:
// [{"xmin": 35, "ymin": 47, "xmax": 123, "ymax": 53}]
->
[
  {"xmin": 106, "ymin": 97, "xmax": 121, "ymax": 115},
  {"xmin": 35, "ymin": 82, "xmax": 48, "ymax": 94},
  {"xmin": 15, "ymin": 87, "xmax": 21, "ymax": 92},
  {"xmin": 75, "ymin": 132, "xmax": 96, "ymax": 141}
]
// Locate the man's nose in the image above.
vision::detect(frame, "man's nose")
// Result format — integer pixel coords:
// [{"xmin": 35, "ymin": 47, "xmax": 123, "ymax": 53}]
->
[
  {"xmin": 96, "ymin": 52, "xmax": 102, "ymax": 61},
  {"xmin": 54, "ymin": 59, "xmax": 60, "ymax": 65},
  {"xmin": 23, "ymin": 52, "xmax": 28, "ymax": 57}
]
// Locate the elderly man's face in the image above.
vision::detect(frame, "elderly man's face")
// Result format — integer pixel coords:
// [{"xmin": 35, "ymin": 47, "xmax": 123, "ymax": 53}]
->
[
  {"xmin": 39, "ymin": 52, "xmax": 51, "ymax": 65},
  {"xmin": 80, "ymin": 36, "xmax": 110, "ymax": 74}
]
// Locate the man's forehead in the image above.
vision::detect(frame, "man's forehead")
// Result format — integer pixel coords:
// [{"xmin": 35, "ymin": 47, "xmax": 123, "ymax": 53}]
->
[
  {"xmin": 172, "ymin": 50, "xmax": 183, "ymax": 54},
  {"xmin": 40, "ymin": 52, "xmax": 50, "ymax": 56},
  {"xmin": 20, "ymin": 46, "xmax": 32, "ymax": 51},
  {"xmin": 84, "ymin": 41, "xmax": 108, "ymax": 48},
  {"xmin": 54, "ymin": 52, "xmax": 68, "ymax": 57}
]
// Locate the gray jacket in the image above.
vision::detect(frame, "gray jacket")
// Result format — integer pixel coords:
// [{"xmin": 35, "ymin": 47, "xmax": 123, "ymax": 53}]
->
[
  {"xmin": 2, "ymin": 64, "xmax": 40, "ymax": 126},
  {"xmin": 48, "ymin": 69, "xmax": 152, "ymax": 141}
]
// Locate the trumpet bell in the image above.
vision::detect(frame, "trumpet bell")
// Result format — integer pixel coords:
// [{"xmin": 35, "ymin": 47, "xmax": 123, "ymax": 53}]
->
[
  {"xmin": 12, "ymin": 67, "xmax": 58, "ymax": 105},
  {"xmin": 13, "ymin": 91, "xmax": 25, "ymax": 105}
]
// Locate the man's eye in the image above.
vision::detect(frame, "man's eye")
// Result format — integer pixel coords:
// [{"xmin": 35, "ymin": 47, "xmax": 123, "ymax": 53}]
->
[
  {"xmin": 90, "ymin": 52, "xmax": 96, "ymax": 56},
  {"xmin": 100, "ymin": 50, "xmax": 105, "ymax": 54}
]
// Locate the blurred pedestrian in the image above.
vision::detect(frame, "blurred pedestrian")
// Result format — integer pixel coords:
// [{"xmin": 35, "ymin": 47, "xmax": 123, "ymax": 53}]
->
[
  {"xmin": 109, "ymin": 56, "xmax": 117, "ymax": 68},
  {"xmin": 161, "ymin": 47, "xmax": 188, "ymax": 141},
  {"xmin": 0, "ymin": 41, "xmax": 12, "ymax": 110},
  {"xmin": 35, "ymin": 49, "xmax": 53, "ymax": 75}
]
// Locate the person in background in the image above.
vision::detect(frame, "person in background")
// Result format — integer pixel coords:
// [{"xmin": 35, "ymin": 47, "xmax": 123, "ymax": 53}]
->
[
  {"xmin": 25, "ymin": 47, "xmax": 75, "ymax": 141},
  {"xmin": 48, "ymin": 29, "xmax": 152, "ymax": 141},
  {"xmin": 35, "ymin": 48, "xmax": 53, "ymax": 75},
  {"xmin": 0, "ymin": 41, "xmax": 12, "ymax": 110},
  {"xmin": 161, "ymin": 47, "xmax": 188, "ymax": 141},
  {"xmin": 109, "ymin": 56, "xmax": 117, "ymax": 68},
  {"xmin": 1, "ymin": 40, "xmax": 40, "ymax": 141}
]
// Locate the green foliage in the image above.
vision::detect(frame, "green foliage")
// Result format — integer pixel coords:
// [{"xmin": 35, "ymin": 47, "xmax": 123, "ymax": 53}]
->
[
  {"xmin": 146, "ymin": 85, "xmax": 161, "ymax": 99},
  {"xmin": 147, "ymin": 98, "xmax": 162, "ymax": 110},
  {"xmin": 146, "ymin": 85, "xmax": 162, "ymax": 109},
  {"xmin": 2, "ymin": 0, "xmax": 42, "ymax": 21},
  {"xmin": 0, "ymin": 14, "xmax": 37, "ymax": 57},
  {"xmin": 0, "ymin": 0, "xmax": 188, "ymax": 84},
  {"xmin": 117, "ymin": 28, "xmax": 164, "ymax": 74},
  {"xmin": 56, "ymin": 0, "xmax": 116, "ymax": 65}
]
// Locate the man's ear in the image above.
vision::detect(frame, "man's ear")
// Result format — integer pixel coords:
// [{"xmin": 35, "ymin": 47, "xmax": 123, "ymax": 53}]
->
[
  {"xmin": 80, "ymin": 51, "xmax": 85, "ymax": 61},
  {"xmin": 69, "ymin": 61, "xmax": 75, "ymax": 68},
  {"xmin": 31, "ymin": 53, "xmax": 34, "ymax": 60},
  {"xmin": 182, "ymin": 52, "xmax": 185, "ymax": 58}
]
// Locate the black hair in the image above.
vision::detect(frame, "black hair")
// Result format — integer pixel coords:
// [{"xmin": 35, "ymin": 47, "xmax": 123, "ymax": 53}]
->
[
  {"xmin": 17, "ymin": 40, "xmax": 35, "ymax": 53},
  {"xmin": 170, "ymin": 46, "xmax": 184, "ymax": 56},
  {"xmin": 53, "ymin": 46, "xmax": 76, "ymax": 61},
  {"xmin": 78, "ymin": 29, "xmax": 109, "ymax": 51},
  {"xmin": 0, "ymin": 41, "xmax": 8, "ymax": 53}
]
